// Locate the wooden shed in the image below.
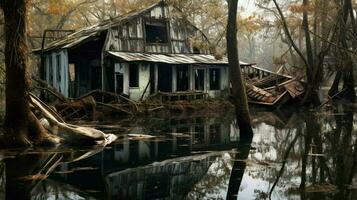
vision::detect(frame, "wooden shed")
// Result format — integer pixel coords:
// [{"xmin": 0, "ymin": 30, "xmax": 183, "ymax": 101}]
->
[{"xmin": 36, "ymin": 1, "xmax": 250, "ymax": 101}]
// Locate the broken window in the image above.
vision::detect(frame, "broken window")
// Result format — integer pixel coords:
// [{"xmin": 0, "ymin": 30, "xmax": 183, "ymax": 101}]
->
[
  {"xmin": 129, "ymin": 63, "xmax": 139, "ymax": 87},
  {"xmin": 194, "ymin": 69, "xmax": 205, "ymax": 91},
  {"xmin": 145, "ymin": 20, "xmax": 168, "ymax": 44},
  {"xmin": 56, "ymin": 55, "xmax": 61, "ymax": 82},
  {"xmin": 209, "ymin": 68, "xmax": 220, "ymax": 90},
  {"xmin": 48, "ymin": 55, "xmax": 53, "ymax": 85}
]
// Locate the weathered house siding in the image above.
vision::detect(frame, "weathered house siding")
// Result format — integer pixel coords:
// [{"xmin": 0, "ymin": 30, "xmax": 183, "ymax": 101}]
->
[
  {"xmin": 43, "ymin": 50, "xmax": 69, "ymax": 97},
  {"xmin": 105, "ymin": 3, "xmax": 210, "ymax": 54},
  {"xmin": 112, "ymin": 62, "xmax": 228, "ymax": 101}
]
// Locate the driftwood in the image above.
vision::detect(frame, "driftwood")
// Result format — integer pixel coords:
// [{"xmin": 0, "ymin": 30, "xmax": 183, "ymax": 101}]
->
[{"xmin": 29, "ymin": 93, "xmax": 117, "ymax": 145}]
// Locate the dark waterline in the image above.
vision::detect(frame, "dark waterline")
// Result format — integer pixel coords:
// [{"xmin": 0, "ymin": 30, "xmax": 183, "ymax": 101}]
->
[{"xmin": 0, "ymin": 104, "xmax": 356, "ymax": 199}]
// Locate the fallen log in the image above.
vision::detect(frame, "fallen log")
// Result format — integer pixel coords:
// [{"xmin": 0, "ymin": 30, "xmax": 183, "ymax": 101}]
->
[{"xmin": 29, "ymin": 93, "xmax": 117, "ymax": 145}]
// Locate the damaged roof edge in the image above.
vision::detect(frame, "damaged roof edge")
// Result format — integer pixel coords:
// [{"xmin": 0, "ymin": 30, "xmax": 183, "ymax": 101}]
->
[
  {"xmin": 107, "ymin": 51, "xmax": 253, "ymax": 66},
  {"xmin": 34, "ymin": 1, "xmax": 164, "ymax": 53}
]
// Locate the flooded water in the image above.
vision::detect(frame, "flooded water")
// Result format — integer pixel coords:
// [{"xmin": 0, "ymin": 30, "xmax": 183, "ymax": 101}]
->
[{"xmin": 0, "ymin": 104, "xmax": 356, "ymax": 200}]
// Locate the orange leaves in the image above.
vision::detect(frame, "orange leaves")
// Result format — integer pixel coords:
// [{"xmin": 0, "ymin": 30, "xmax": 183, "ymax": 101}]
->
[
  {"xmin": 238, "ymin": 15, "xmax": 264, "ymax": 34},
  {"xmin": 289, "ymin": 3, "xmax": 315, "ymax": 13},
  {"xmin": 46, "ymin": 0, "xmax": 69, "ymax": 14}
]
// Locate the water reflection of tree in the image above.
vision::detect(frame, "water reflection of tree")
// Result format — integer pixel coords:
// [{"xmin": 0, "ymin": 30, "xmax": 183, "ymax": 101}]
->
[
  {"xmin": 3, "ymin": 147, "xmax": 103, "ymax": 200},
  {"xmin": 266, "ymin": 105, "xmax": 357, "ymax": 199},
  {"xmin": 186, "ymin": 155, "xmax": 232, "ymax": 200},
  {"xmin": 226, "ymin": 115, "xmax": 254, "ymax": 199}
]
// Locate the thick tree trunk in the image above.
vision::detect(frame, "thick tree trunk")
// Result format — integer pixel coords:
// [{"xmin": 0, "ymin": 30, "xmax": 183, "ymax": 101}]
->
[
  {"xmin": 2, "ymin": 0, "xmax": 30, "ymax": 141},
  {"xmin": 226, "ymin": 0, "xmax": 253, "ymax": 135},
  {"xmin": 0, "ymin": 0, "xmax": 52, "ymax": 146}
]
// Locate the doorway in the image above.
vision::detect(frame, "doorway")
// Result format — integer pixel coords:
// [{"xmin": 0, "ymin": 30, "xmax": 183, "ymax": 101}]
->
[
  {"xmin": 150, "ymin": 64, "xmax": 156, "ymax": 94},
  {"xmin": 158, "ymin": 64, "xmax": 172, "ymax": 92},
  {"xmin": 91, "ymin": 67, "xmax": 101, "ymax": 90},
  {"xmin": 194, "ymin": 69, "xmax": 205, "ymax": 91},
  {"xmin": 176, "ymin": 65, "xmax": 189, "ymax": 91},
  {"xmin": 115, "ymin": 72, "xmax": 124, "ymax": 94}
]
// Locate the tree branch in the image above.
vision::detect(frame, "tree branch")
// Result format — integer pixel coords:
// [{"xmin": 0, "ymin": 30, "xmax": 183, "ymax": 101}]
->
[{"xmin": 272, "ymin": 0, "xmax": 309, "ymax": 69}]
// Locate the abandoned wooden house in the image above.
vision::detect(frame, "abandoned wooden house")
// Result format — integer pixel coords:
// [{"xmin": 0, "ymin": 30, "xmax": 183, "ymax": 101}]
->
[{"xmin": 35, "ymin": 1, "xmax": 255, "ymax": 102}]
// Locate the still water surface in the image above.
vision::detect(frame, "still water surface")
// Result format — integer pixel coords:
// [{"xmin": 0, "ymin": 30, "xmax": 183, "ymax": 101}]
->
[{"xmin": 0, "ymin": 104, "xmax": 356, "ymax": 199}]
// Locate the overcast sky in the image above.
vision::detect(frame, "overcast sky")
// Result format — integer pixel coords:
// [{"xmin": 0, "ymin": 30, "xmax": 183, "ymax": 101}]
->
[{"xmin": 239, "ymin": 0, "xmax": 258, "ymax": 17}]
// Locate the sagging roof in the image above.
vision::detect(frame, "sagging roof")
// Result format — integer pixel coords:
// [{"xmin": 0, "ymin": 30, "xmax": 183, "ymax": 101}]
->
[
  {"xmin": 36, "ymin": 2, "xmax": 164, "ymax": 52},
  {"xmin": 107, "ymin": 51, "xmax": 252, "ymax": 66}
]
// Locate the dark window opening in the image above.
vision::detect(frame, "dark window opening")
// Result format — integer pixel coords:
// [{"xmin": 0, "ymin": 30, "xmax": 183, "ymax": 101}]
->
[
  {"xmin": 209, "ymin": 68, "xmax": 220, "ymax": 90},
  {"xmin": 193, "ymin": 47, "xmax": 200, "ymax": 54},
  {"xmin": 209, "ymin": 124, "xmax": 221, "ymax": 144},
  {"xmin": 48, "ymin": 56, "xmax": 53, "ymax": 85},
  {"xmin": 194, "ymin": 69, "xmax": 205, "ymax": 91},
  {"xmin": 115, "ymin": 73, "xmax": 123, "ymax": 94},
  {"xmin": 193, "ymin": 126, "xmax": 204, "ymax": 145},
  {"xmin": 129, "ymin": 63, "xmax": 139, "ymax": 87},
  {"xmin": 91, "ymin": 67, "xmax": 101, "ymax": 90},
  {"xmin": 145, "ymin": 21, "xmax": 168, "ymax": 44},
  {"xmin": 149, "ymin": 64, "xmax": 156, "ymax": 94},
  {"xmin": 176, "ymin": 65, "xmax": 189, "ymax": 91},
  {"xmin": 43, "ymin": 59, "xmax": 47, "ymax": 81},
  {"xmin": 56, "ymin": 55, "xmax": 61, "ymax": 82}
]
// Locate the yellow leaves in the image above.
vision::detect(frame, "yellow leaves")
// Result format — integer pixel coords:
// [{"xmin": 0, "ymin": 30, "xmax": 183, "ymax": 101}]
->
[
  {"xmin": 238, "ymin": 14, "xmax": 264, "ymax": 34},
  {"xmin": 46, "ymin": 0, "xmax": 69, "ymax": 15},
  {"xmin": 289, "ymin": 3, "xmax": 315, "ymax": 13}
]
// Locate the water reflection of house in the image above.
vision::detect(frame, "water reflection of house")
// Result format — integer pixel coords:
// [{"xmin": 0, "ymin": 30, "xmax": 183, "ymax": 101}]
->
[
  {"xmin": 113, "ymin": 116, "xmax": 239, "ymax": 163},
  {"xmin": 51, "ymin": 116, "xmax": 238, "ymax": 198},
  {"xmin": 35, "ymin": 1, "xmax": 253, "ymax": 101},
  {"xmin": 106, "ymin": 153, "xmax": 219, "ymax": 200}
]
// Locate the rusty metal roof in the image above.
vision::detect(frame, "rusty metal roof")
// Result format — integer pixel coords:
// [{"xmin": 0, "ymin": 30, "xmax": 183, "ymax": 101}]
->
[{"xmin": 107, "ymin": 51, "xmax": 252, "ymax": 65}]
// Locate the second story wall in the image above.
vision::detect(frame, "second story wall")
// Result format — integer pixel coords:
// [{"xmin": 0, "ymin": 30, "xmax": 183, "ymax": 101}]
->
[{"xmin": 105, "ymin": 3, "xmax": 210, "ymax": 54}]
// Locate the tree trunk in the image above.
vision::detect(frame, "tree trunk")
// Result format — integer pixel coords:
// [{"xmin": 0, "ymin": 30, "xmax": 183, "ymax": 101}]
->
[
  {"xmin": 0, "ymin": 0, "xmax": 52, "ymax": 146},
  {"xmin": 301, "ymin": 0, "xmax": 322, "ymax": 106},
  {"xmin": 1, "ymin": 0, "xmax": 30, "ymax": 141},
  {"xmin": 339, "ymin": 0, "xmax": 356, "ymax": 102},
  {"xmin": 226, "ymin": 0, "xmax": 253, "ymax": 135}
]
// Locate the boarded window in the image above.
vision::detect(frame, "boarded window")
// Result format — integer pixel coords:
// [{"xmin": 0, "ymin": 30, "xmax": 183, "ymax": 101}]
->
[
  {"xmin": 56, "ymin": 55, "xmax": 61, "ymax": 82},
  {"xmin": 209, "ymin": 68, "xmax": 220, "ymax": 90},
  {"xmin": 145, "ymin": 20, "xmax": 168, "ymax": 43},
  {"xmin": 129, "ymin": 63, "xmax": 139, "ymax": 87}
]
